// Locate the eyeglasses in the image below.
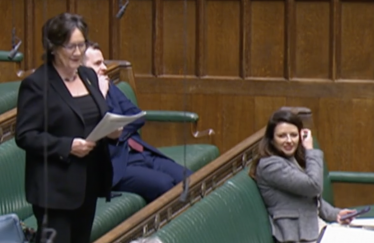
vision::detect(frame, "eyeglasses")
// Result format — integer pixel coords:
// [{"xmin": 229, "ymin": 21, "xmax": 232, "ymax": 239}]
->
[{"xmin": 62, "ymin": 42, "xmax": 87, "ymax": 52}]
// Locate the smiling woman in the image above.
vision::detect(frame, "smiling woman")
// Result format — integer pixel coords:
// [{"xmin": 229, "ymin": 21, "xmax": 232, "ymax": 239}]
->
[
  {"xmin": 248, "ymin": 109, "xmax": 356, "ymax": 243},
  {"xmin": 15, "ymin": 12, "xmax": 115, "ymax": 243}
]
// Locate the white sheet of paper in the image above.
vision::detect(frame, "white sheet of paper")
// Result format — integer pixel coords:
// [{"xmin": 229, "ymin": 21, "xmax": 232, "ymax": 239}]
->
[
  {"xmin": 86, "ymin": 111, "xmax": 146, "ymax": 142},
  {"xmin": 319, "ymin": 225, "xmax": 374, "ymax": 243},
  {"xmin": 350, "ymin": 218, "xmax": 374, "ymax": 228}
]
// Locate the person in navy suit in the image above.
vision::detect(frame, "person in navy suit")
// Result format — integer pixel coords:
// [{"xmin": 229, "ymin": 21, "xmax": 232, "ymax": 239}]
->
[{"xmin": 83, "ymin": 41, "xmax": 193, "ymax": 202}]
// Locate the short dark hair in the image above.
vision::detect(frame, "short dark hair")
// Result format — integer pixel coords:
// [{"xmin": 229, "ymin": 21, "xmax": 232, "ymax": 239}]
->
[
  {"xmin": 42, "ymin": 12, "xmax": 88, "ymax": 62},
  {"xmin": 86, "ymin": 40, "xmax": 101, "ymax": 50},
  {"xmin": 249, "ymin": 109, "xmax": 306, "ymax": 179}
]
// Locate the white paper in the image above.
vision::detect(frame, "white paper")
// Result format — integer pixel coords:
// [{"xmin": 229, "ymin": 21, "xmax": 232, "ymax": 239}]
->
[
  {"xmin": 319, "ymin": 225, "xmax": 374, "ymax": 243},
  {"xmin": 350, "ymin": 218, "xmax": 374, "ymax": 228},
  {"xmin": 86, "ymin": 111, "xmax": 146, "ymax": 142}
]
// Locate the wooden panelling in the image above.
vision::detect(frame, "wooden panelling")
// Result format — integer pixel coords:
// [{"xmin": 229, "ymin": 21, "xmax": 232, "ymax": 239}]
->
[
  {"xmin": 340, "ymin": 1, "xmax": 374, "ymax": 80},
  {"xmin": 163, "ymin": 0, "xmax": 196, "ymax": 75},
  {"xmin": 76, "ymin": 0, "xmax": 111, "ymax": 59},
  {"xmin": 250, "ymin": 0, "xmax": 285, "ymax": 78},
  {"xmin": 294, "ymin": 1, "xmax": 330, "ymax": 79},
  {"xmin": 120, "ymin": 0, "xmax": 153, "ymax": 75},
  {"xmin": 33, "ymin": 0, "xmax": 68, "ymax": 67},
  {"xmin": 221, "ymin": 95, "xmax": 255, "ymax": 150},
  {"xmin": 206, "ymin": 0, "xmax": 240, "ymax": 77}
]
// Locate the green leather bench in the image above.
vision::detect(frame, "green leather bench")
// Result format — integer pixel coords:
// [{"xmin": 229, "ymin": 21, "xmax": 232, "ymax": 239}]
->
[
  {"xmin": 0, "ymin": 80, "xmax": 21, "ymax": 114},
  {"xmin": 151, "ymin": 138, "xmax": 374, "ymax": 243},
  {"xmin": 0, "ymin": 50, "xmax": 23, "ymax": 114},
  {"xmin": 0, "ymin": 138, "xmax": 147, "ymax": 242}
]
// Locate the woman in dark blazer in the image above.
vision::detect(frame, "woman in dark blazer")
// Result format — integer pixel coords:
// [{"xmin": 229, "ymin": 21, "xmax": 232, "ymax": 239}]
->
[
  {"xmin": 249, "ymin": 110, "xmax": 355, "ymax": 243},
  {"xmin": 15, "ymin": 13, "xmax": 118, "ymax": 243}
]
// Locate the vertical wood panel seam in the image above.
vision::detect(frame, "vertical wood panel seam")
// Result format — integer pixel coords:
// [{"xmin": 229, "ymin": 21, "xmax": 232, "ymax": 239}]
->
[
  {"xmin": 67, "ymin": 0, "xmax": 77, "ymax": 13},
  {"xmin": 285, "ymin": 0, "xmax": 294, "ymax": 80},
  {"xmin": 330, "ymin": 0, "xmax": 336, "ymax": 81},
  {"xmin": 109, "ymin": 0, "xmax": 120, "ymax": 60},
  {"xmin": 24, "ymin": 0, "xmax": 34, "ymax": 70},
  {"xmin": 152, "ymin": 0, "xmax": 163, "ymax": 76},
  {"xmin": 196, "ymin": 0, "xmax": 205, "ymax": 77},
  {"xmin": 335, "ymin": 0, "xmax": 341, "ymax": 80},
  {"xmin": 239, "ymin": 0, "xmax": 245, "ymax": 78},
  {"xmin": 240, "ymin": 0, "xmax": 250, "ymax": 79}
]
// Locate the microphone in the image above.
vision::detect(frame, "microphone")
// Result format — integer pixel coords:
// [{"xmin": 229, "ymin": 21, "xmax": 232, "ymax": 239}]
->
[
  {"xmin": 179, "ymin": 174, "xmax": 190, "ymax": 202},
  {"xmin": 8, "ymin": 40, "xmax": 22, "ymax": 60},
  {"xmin": 116, "ymin": 0, "xmax": 129, "ymax": 19}
]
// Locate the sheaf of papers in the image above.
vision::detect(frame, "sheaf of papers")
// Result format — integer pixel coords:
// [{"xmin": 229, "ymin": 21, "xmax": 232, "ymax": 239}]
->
[
  {"xmin": 319, "ymin": 224, "xmax": 374, "ymax": 243},
  {"xmin": 86, "ymin": 111, "xmax": 146, "ymax": 142}
]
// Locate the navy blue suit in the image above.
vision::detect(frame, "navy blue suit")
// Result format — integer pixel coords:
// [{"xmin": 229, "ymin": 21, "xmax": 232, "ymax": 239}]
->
[{"xmin": 106, "ymin": 83, "xmax": 192, "ymax": 202}]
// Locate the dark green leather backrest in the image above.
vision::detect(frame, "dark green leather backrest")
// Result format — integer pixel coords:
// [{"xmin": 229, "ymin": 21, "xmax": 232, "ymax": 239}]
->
[
  {"xmin": 155, "ymin": 170, "xmax": 274, "ymax": 243},
  {"xmin": 313, "ymin": 137, "xmax": 335, "ymax": 205},
  {"xmin": 0, "ymin": 139, "xmax": 33, "ymax": 219},
  {"xmin": 0, "ymin": 51, "xmax": 24, "ymax": 62},
  {"xmin": 115, "ymin": 81, "xmax": 138, "ymax": 107},
  {"xmin": 0, "ymin": 80, "xmax": 21, "ymax": 114}
]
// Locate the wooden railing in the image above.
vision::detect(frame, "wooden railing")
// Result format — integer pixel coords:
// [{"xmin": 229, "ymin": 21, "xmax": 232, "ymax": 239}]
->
[{"xmin": 94, "ymin": 107, "xmax": 312, "ymax": 243}]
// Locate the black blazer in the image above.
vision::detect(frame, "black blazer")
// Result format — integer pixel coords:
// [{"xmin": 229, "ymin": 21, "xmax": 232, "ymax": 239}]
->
[{"xmin": 15, "ymin": 63, "xmax": 113, "ymax": 210}]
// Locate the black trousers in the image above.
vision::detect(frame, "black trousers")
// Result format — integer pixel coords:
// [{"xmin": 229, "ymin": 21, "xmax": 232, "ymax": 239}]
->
[{"xmin": 32, "ymin": 196, "xmax": 97, "ymax": 243}]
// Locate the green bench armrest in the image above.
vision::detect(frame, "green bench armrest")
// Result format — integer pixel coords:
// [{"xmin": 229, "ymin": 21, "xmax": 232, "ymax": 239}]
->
[
  {"xmin": 0, "ymin": 51, "xmax": 24, "ymax": 62},
  {"xmin": 144, "ymin": 110, "xmax": 199, "ymax": 123},
  {"xmin": 329, "ymin": 171, "xmax": 374, "ymax": 184}
]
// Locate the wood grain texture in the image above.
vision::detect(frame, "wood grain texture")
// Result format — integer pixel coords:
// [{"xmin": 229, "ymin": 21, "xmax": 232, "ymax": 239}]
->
[
  {"xmin": 340, "ymin": 1, "xmax": 374, "ymax": 80},
  {"xmin": 76, "ymin": 0, "xmax": 110, "ymax": 58},
  {"xmin": 163, "ymin": 0, "xmax": 195, "ymax": 75},
  {"xmin": 294, "ymin": 1, "xmax": 330, "ymax": 79},
  {"xmin": 205, "ymin": 0, "xmax": 240, "ymax": 76},
  {"xmin": 250, "ymin": 0, "xmax": 285, "ymax": 78}
]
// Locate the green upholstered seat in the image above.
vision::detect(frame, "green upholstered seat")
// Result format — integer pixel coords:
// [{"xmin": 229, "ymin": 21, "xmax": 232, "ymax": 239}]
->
[
  {"xmin": 314, "ymin": 138, "xmax": 374, "ymax": 218},
  {"xmin": 151, "ymin": 137, "xmax": 374, "ymax": 242},
  {"xmin": 158, "ymin": 144, "xmax": 219, "ymax": 172},
  {"xmin": 0, "ymin": 80, "xmax": 21, "ymax": 114},
  {"xmin": 154, "ymin": 170, "xmax": 274, "ymax": 243},
  {"xmin": 0, "ymin": 138, "xmax": 146, "ymax": 242},
  {"xmin": 23, "ymin": 193, "xmax": 146, "ymax": 242},
  {"xmin": 115, "ymin": 81, "xmax": 220, "ymax": 172}
]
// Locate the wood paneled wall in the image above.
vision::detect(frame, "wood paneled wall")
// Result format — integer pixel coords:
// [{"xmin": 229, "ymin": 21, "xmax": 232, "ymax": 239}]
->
[{"xmin": 1, "ymin": 0, "xmax": 374, "ymax": 207}]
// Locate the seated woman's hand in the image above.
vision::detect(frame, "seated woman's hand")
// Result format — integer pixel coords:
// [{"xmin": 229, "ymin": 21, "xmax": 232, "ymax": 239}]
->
[
  {"xmin": 337, "ymin": 209, "xmax": 357, "ymax": 224},
  {"xmin": 70, "ymin": 138, "xmax": 96, "ymax": 157},
  {"xmin": 107, "ymin": 127, "xmax": 123, "ymax": 140}
]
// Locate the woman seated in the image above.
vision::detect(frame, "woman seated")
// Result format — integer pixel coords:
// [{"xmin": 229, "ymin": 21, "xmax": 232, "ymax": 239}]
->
[{"xmin": 249, "ymin": 109, "xmax": 355, "ymax": 243}]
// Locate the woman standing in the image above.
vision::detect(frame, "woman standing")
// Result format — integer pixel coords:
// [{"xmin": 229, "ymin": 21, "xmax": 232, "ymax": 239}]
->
[{"xmin": 15, "ymin": 13, "xmax": 119, "ymax": 243}]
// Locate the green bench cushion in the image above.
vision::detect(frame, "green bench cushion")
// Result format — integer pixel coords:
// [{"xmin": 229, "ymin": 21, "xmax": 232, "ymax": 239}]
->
[
  {"xmin": 23, "ymin": 193, "xmax": 146, "ymax": 242},
  {"xmin": 0, "ymin": 51, "xmax": 24, "ymax": 62},
  {"xmin": 0, "ymin": 81, "xmax": 21, "ymax": 114},
  {"xmin": 155, "ymin": 170, "xmax": 274, "ymax": 243},
  {"xmin": 0, "ymin": 139, "xmax": 33, "ymax": 219},
  {"xmin": 0, "ymin": 138, "xmax": 147, "ymax": 242},
  {"xmin": 158, "ymin": 144, "xmax": 220, "ymax": 172}
]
